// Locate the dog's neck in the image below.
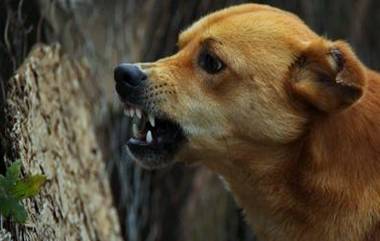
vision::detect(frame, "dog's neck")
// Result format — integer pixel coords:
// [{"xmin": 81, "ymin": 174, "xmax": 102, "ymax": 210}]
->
[
  {"xmin": 200, "ymin": 75, "xmax": 380, "ymax": 240},
  {"xmin": 303, "ymin": 74, "xmax": 380, "ymax": 197}
]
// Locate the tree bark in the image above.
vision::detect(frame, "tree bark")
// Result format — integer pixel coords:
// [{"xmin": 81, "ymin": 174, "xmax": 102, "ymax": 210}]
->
[{"xmin": 1, "ymin": 44, "xmax": 122, "ymax": 241}]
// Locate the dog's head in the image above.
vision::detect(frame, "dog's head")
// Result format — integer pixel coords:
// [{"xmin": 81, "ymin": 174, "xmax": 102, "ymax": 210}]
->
[{"xmin": 114, "ymin": 4, "xmax": 366, "ymax": 169}]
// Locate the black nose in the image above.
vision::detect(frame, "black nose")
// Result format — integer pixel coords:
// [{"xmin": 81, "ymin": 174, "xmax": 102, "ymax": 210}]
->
[{"xmin": 114, "ymin": 63, "xmax": 147, "ymax": 87}]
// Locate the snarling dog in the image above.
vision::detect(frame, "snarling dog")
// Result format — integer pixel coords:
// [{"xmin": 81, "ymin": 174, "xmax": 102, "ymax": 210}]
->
[{"xmin": 114, "ymin": 4, "xmax": 380, "ymax": 241}]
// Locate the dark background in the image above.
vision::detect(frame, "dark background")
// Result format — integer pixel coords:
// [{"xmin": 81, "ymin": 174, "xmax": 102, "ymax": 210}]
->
[{"xmin": 1, "ymin": 1, "xmax": 379, "ymax": 241}]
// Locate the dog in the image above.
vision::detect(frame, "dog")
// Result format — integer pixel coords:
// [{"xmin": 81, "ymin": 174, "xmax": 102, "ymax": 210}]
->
[{"xmin": 114, "ymin": 4, "xmax": 380, "ymax": 241}]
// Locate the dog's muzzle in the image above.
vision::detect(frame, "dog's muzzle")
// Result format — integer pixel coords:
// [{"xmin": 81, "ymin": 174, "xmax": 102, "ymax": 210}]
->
[{"xmin": 113, "ymin": 63, "xmax": 186, "ymax": 169}]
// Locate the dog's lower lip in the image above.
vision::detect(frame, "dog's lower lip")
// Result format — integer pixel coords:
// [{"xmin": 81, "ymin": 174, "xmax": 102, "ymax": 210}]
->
[
  {"xmin": 128, "ymin": 137, "xmax": 151, "ymax": 146},
  {"xmin": 128, "ymin": 129, "xmax": 160, "ymax": 146}
]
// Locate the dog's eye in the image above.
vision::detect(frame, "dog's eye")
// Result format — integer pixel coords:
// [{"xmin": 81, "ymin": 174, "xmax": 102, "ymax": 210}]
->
[{"xmin": 198, "ymin": 51, "xmax": 225, "ymax": 74}]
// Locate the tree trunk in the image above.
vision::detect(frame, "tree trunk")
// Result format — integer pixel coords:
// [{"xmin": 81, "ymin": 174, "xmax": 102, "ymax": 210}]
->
[{"xmin": 1, "ymin": 44, "xmax": 122, "ymax": 241}]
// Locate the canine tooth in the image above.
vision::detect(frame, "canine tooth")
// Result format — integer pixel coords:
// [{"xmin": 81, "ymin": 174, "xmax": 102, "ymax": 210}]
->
[
  {"xmin": 148, "ymin": 114, "xmax": 155, "ymax": 127},
  {"xmin": 130, "ymin": 108, "xmax": 135, "ymax": 117},
  {"xmin": 136, "ymin": 108, "xmax": 142, "ymax": 119},
  {"xmin": 132, "ymin": 123, "xmax": 139, "ymax": 137},
  {"xmin": 124, "ymin": 108, "xmax": 130, "ymax": 116},
  {"xmin": 146, "ymin": 130, "xmax": 153, "ymax": 143}
]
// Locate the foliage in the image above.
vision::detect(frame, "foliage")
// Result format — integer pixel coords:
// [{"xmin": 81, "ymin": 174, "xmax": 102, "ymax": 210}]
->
[{"xmin": 0, "ymin": 161, "xmax": 46, "ymax": 223}]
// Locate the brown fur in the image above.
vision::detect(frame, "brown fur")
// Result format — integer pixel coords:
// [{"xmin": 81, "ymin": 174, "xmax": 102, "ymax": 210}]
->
[{"xmin": 136, "ymin": 4, "xmax": 380, "ymax": 241}]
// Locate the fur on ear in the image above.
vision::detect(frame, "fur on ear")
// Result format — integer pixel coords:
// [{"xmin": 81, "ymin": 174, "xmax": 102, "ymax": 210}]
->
[{"xmin": 290, "ymin": 39, "xmax": 367, "ymax": 112}]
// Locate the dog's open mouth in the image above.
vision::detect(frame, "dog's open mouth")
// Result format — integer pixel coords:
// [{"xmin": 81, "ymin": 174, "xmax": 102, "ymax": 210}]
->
[{"xmin": 123, "ymin": 103, "xmax": 186, "ymax": 169}]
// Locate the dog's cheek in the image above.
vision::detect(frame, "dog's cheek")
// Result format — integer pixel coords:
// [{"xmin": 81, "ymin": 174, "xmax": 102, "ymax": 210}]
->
[{"xmin": 142, "ymin": 67, "xmax": 180, "ymax": 115}]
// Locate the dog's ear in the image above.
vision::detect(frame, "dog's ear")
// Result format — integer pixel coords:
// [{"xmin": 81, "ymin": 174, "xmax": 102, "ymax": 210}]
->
[{"xmin": 290, "ymin": 39, "xmax": 367, "ymax": 112}]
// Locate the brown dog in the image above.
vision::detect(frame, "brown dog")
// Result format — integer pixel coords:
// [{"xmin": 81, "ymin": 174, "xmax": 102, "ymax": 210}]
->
[{"xmin": 114, "ymin": 4, "xmax": 380, "ymax": 241}]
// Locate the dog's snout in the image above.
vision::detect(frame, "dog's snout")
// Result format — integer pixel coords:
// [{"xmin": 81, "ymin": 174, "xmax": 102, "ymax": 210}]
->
[{"xmin": 114, "ymin": 64, "xmax": 147, "ymax": 87}]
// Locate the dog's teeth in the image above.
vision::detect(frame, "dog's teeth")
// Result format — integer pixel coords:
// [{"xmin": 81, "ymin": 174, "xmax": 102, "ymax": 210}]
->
[
  {"xmin": 148, "ymin": 114, "xmax": 155, "ymax": 127},
  {"xmin": 146, "ymin": 130, "xmax": 153, "ymax": 143},
  {"xmin": 132, "ymin": 123, "xmax": 139, "ymax": 138},
  {"xmin": 136, "ymin": 108, "xmax": 142, "ymax": 119},
  {"xmin": 124, "ymin": 108, "xmax": 130, "ymax": 117},
  {"xmin": 130, "ymin": 108, "xmax": 135, "ymax": 117}
]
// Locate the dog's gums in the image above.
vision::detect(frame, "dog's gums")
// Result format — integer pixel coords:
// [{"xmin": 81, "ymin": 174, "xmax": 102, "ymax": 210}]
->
[{"xmin": 115, "ymin": 3, "xmax": 380, "ymax": 241}]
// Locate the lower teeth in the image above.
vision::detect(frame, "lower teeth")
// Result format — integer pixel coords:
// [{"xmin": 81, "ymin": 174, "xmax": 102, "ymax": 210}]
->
[
  {"xmin": 128, "ymin": 111, "xmax": 156, "ymax": 144},
  {"xmin": 146, "ymin": 130, "xmax": 153, "ymax": 143}
]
